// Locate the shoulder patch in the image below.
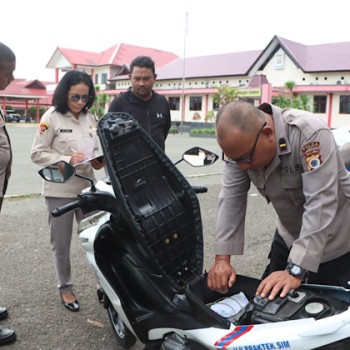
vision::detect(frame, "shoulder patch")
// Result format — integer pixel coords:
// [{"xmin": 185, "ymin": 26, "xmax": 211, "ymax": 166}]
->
[
  {"xmin": 39, "ymin": 122, "xmax": 49, "ymax": 134},
  {"xmin": 302, "ymin": 141, "xmax": 322, "ymax": 171}
]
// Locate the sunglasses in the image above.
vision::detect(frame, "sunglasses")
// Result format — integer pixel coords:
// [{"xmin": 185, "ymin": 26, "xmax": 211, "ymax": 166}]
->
[
  {"xmin": 223, "ymin": 121, "xmax": 267, "ymax": 165},
  {"xmin": 69, "ymin": 94, "xmax": 90, "ymax": 103}
]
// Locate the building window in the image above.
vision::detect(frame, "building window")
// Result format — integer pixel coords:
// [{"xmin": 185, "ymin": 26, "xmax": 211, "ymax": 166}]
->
[
  {"xmin": 189, "ymin": 96, "xmax": 202, "ymax": 111},
  {"xmin": 314, "ymin": 95, "xmax": 327, "ymax": 113},
  {"xmin": 101, "ymin": 73, "xmax": 108, "ymax": 84},
  {"xmin": 274, "ymin": 52, "xmax": 285, "ymax": 69},
  {"xmin": 95, "ymin": 74, "xmax": 98, "ymax": 84},
  {"xmin": 340, "ymin": 96, "xmax": 350, "ymax": 114},
  {"xmin": 168, "ymin": 97, "xmax": 180, "ymax": 111}
]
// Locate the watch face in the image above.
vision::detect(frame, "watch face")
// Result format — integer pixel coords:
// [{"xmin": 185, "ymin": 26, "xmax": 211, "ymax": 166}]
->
[{"xmin": 291, "ymin": 265, "xmax": 301, "ymax": 275}]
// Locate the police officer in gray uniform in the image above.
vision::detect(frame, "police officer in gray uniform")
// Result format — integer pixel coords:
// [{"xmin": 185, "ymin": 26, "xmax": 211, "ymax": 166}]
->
[
  {"xmin": 207, "ymin": 101, "xmax": 350, "ymax": 301},
  {"xmin": 0, "ymin": 42, "xmax": 16, "ymax": 346}
]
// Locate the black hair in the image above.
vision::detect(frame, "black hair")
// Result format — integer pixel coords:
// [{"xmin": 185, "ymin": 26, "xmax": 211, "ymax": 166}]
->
[
  {"xmin": 130, "ymin": 56, "xmax": 155, "ymax": 74},
  {"xmin": 52, "ymin": 70, "xmax": 96, "ymax": 114},
  {"xmin": 0, "ymin": 42, "xmax": 16, "ymax": 69}
]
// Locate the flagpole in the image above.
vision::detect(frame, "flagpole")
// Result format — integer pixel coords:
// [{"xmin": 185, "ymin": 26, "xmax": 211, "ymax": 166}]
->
[{"xmin": 180, "ymin": 11, "xmax": 188, "ymax": 134}]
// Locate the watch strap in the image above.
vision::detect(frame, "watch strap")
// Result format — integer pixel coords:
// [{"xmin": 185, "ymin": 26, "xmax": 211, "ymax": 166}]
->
[{"xmin": 286, "ymin": 263, "xmax": 309, "ymax": 281}]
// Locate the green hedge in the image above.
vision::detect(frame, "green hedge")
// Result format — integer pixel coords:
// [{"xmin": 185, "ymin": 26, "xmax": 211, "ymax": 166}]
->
[
  {"xmin": 190, "ymin": 128, "xmax": 216, "ymax": 134},
  {"xmin": 169, "ymin": 127, "xmax": 179, "ymax": 134}
]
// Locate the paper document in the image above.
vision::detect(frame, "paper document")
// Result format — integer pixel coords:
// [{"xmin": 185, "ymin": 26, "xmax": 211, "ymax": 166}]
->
[{"xmin": 73, "ymin": 155, "xmax": 104, "ymax": 167}]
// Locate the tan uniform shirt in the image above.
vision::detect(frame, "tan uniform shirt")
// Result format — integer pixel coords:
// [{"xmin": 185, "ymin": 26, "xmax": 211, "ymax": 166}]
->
[
  {"xmin": 215, "ymin": 105, "xmax": 350, "ymax": 273},
  {"xmin": 0, "ymin": 109, "xmax": 12, "ymax": 201},
  {"xmin": 31, "ymin": 107, "xmax": 100, "ymax": 198}
]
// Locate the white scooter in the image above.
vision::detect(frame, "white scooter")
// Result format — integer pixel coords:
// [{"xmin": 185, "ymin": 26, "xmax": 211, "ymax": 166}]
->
[{"xmin": 39, "ymin": 112, "xmax": 350, "ymax": 350}]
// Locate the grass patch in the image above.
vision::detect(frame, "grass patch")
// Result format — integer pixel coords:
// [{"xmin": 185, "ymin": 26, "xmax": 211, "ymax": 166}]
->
[{"xmin": 5, "ymin": 193, "xmax": 41, "ymax": 201}]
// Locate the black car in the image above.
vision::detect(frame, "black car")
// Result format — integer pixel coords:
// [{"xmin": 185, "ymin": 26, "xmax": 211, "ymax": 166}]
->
[{"xmin": 5, "ymin": 114, "xmax": 21, "ymax": 123}]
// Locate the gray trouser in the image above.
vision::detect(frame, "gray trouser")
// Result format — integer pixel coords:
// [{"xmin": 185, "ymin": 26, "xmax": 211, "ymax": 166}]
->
[{"xmin": 45, "ymin": 197, "xmax": 84, "ymax": 293}]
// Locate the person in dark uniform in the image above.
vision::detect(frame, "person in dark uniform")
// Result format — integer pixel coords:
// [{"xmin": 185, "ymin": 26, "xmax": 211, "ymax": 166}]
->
[{"xmin": 108, "ymin": 56, "xmax": 171, "ymax": 151}]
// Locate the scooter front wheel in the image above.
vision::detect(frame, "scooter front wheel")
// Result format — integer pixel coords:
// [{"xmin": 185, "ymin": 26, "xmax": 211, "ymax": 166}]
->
[{"xmin": 107, "ymin": 304, "xmax": 136, "ymax": 348}]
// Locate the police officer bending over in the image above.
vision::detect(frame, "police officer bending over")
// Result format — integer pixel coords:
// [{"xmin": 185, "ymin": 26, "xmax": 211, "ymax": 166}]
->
[{"xmin": 208, "ymin": 101, "xmax": 350, "ymax": 301}]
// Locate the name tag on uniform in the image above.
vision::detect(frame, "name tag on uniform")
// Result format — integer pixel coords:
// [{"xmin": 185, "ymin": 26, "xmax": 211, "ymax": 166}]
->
[{"xmin": 60, "ymin": 129, "xmax": 72, "ymax": 133}]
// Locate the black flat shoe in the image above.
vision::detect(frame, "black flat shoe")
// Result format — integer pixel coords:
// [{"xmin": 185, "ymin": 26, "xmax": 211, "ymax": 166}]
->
[
  {"xmin": 0, "ymin": 327, "xmax": 16, "ymax": 346},
  {"xmin": 0, "ymin": 308, "xmax": 8, "ymax": 321},
  {"xmin": 60, "ymin": 293, "xmax": 79, "ymax": 312}
]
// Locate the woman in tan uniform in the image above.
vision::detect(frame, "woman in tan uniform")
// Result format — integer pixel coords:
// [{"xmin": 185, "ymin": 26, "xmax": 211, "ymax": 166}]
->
[{"xmin": 31, "ymin": 70, "xmax": 104, "ymax": 312}]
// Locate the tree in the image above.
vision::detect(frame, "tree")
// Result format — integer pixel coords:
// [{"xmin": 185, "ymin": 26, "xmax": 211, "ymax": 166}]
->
[
  {"xmin": 284, "ymin": 81, "xmax": 296, "ymax": 98},
  {"xmin": 27, "ymin": 106, "xmax": 47, "ymax": 118},
  {"xmin": 212, "ymin": 85, "xmax": 240, "ymax": 107},
  {"xmin": 91, "ymin": 86, "xmax": 109, "ymax": 119},
  {"xmin": 273, "ymin": 81, "xmax": 311, "ymax": 111},
  {"xmin": 203, "ymin": 86, "xmax": 240, "ymax": 123},
  {"xmin": 204, "ymin": 110, "xmax": 215, "ymax": 122}
]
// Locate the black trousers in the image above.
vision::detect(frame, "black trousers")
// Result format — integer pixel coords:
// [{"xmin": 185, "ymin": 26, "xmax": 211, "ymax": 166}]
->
[{"xmin": 262, "ymin": 230, "xmax": 350, "ymax": 288}]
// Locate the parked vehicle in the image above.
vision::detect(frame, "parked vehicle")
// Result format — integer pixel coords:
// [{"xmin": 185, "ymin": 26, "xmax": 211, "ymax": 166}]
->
[
  {"xmin": 332, "ymin": 125, "xmax": 350, "ymax": 148},
  {"xmin": 332, "ymin": 125, "xmax": 350, "ymax": 170},
  {"xmin": 38, "ymin": 112, "xmax": 350, "ymax": 350},
  {"xmin": 5, "ymin": 113, "xmax": 21, "ymax": 123}
]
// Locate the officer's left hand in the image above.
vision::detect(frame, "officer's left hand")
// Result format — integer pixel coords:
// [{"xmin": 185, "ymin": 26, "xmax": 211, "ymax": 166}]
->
[
  {"xmin": 256, "ymin": 270, "xmax": 302, "ymax": 300},
  {"xmin": 91, "ymin": 158, "xmax": 105, "ymax": 170}
]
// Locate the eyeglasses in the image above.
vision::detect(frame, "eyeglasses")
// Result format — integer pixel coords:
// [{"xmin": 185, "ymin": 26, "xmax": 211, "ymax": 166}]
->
[
  {"xmin": 69, "ymin": 94, "xmax": 90, "ymax": 103},
  {"xmin": 223, "ymin": 121, "xmax": 267, "ymax": 165}
]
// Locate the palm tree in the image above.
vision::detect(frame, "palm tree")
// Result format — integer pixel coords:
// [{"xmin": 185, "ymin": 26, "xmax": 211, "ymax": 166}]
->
[
  {"xmin": 212, "ymin": 85, "xmax": 240, "ymax": 107},
  {"xmin": 284, "ymin": 81, "xmax": 296, "ymax": 99},
  {"xmin": 273, "ymin": 81, "xmax": 310, "ymax": 111}
]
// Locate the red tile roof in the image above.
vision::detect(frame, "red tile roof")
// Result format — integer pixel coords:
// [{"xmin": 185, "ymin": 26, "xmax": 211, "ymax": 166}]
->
[
  {"xmin": 0, "ymin": 79, "xmax": 47, "ymax": 98},
  {"xmin": 49, "ymin": 43, "xmax": 178, "ymax": 69}
]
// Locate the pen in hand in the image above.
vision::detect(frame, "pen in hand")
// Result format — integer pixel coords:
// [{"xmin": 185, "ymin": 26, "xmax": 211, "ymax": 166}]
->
[{"xmin": 69, "ymin": 147, "xmax": 87, "ymax": 165}]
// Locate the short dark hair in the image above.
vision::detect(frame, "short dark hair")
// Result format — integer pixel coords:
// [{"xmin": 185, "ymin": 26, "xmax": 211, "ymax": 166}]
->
[
  {"xmin": 130, "ymin": 56, "xmax": 155, "ymax": 74},
  {"xmin": 0, "ymin": 42, "xmax": 16, "ymax": 69},
  {"xmin": 53, "ymin": 70, "xmax": 96, "ymax": 114}
]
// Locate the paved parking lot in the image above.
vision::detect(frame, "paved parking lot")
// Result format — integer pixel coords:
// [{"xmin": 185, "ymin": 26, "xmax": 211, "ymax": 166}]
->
[
  {"xmin": 5, "ymin": 123, "xmax": 224, "ymax": 197},
  {"xmin": 0, "ymin": 123, "xmax": 275, "ymax": 349}
]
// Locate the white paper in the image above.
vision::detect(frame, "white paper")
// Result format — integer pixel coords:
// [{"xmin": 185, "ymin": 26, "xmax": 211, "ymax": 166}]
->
[{"xmin": 73, "ymin": 155, "xmax": 104, "ymax": 167}]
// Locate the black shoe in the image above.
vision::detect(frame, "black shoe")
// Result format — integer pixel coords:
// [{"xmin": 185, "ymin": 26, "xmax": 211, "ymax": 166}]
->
[
  {"xmin": 0, "ymin": 308, "xmax": 8, "ymax": 321},
  {"xmin": 60, "ymin": 293, "xmax": 79, "ymax": 312},
  {"xmin": 96, "ymin": 288, "xmax": 104, "ymax": 303},
  {"xmin": 0, "ymin": 328, "xmax": 16, "ymax": 346}
]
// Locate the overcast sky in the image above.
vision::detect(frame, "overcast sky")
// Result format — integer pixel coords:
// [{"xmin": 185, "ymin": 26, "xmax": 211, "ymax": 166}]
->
[{"xmin": 3, "ymin": 0, "xmax": 350, "ymax": 81}]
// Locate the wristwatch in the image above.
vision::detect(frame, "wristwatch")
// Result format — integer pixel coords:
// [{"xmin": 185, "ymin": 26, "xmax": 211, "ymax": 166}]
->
[{"xmin": 286, "ymin": 263, "xmax": 309, "ymax": 281}]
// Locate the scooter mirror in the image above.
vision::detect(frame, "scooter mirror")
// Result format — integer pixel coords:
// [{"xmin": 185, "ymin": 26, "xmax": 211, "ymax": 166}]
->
[
  {"xmin": 38, "ymin": 161, "xmax": 76, "ymax": 183},
  {"xmin": 182, "ymin": 147, "xmax": 219, "ymax": 167}
]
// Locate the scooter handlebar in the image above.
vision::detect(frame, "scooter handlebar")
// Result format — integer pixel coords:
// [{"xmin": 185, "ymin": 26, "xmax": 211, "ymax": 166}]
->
[
  {"xmin": 192, "ymin": 185, "xmax": 208, "ymax": 193},
  {"xmin": 52, "ymin": 199, "xmax": 81, "ymax": 217}
]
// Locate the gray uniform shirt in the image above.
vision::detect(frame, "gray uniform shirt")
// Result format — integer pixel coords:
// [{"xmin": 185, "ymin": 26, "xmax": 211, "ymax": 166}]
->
[{"xmin": 215, "ymin": 105, "xmax": 350, "ymax": 273}]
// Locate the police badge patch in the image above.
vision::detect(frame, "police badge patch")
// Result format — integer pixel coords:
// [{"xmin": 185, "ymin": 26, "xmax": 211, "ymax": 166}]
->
[
  {"xmin": 39, "ymin": 122, "xmax": 49, "ymax": 134},
  {"xmin": 302, "ymin": 141, "xmax": 323, "ymax": 171}
]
